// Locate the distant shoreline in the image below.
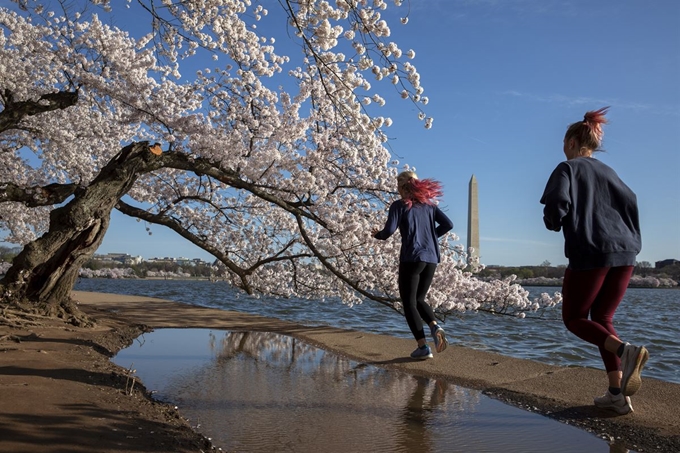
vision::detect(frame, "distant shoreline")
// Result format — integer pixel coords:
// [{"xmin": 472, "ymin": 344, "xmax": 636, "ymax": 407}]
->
[
  {"xmin": 75, "ymin": 275, "xmax": 680, "ymax": 289},
  {"xmin": 0, "ymin": 274, "xmax": 680, "ymax": 290},
  {"xmin": 2, "ymin": 273, "xmax": 677, "ymax": 289}
]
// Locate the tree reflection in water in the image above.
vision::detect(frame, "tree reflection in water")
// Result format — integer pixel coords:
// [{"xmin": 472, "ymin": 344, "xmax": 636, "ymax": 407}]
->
[{"xmin": 122, "ymin": 330, "xmax": 624, "ymax": 453}]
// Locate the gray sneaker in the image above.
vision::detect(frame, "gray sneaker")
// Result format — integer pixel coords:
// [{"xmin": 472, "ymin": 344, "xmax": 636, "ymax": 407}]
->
[
  {"xmin": 620, "ymin": 343, "xmax": 649, "ymax": 396},
  {"xmin": 410, "ymin": 345, "xmax": 433, "ymax": 360},
  {"xmin": 430, "ymin": 324, "xmax": 448, "ymax": 353},
  {"xmin": 594, "ymin": 390, "xmax": 633, "ymax": 415}
]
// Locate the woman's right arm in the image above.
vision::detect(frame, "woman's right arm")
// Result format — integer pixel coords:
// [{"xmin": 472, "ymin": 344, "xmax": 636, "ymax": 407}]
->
[{"xmin": 373, "ymin": 201, "xmax": 402, "ymax": 240}]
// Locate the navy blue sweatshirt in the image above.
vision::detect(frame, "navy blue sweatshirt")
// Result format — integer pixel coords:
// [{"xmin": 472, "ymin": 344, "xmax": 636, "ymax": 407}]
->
[
  {"xmin": 374, "ymin": 200, "xmax": 453, "ymax": 263},
  {"xmin": 540, "ymin": 157, "xmax": 641, "ymax": 270}
]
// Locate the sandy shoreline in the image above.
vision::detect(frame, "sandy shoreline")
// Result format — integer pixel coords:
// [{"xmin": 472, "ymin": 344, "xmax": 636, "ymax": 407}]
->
[{"xmin": 1, "ymin": 290, "xmax": 679, "ymax": 452}]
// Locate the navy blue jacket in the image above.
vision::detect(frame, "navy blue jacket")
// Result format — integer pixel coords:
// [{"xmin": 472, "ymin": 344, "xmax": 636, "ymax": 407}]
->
[
  {"xmin": 374, "ymin": 200, "xmax": 453, "ymax": 263},
  {"xmin": 540, "ymin": 157, "xmax": 641, "ymax": 270}
]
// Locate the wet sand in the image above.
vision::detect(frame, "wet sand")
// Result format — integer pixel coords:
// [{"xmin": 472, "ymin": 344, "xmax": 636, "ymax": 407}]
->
[{"xmin": 1, "ymin": 290, "xmax": 679, "ymax": 452}]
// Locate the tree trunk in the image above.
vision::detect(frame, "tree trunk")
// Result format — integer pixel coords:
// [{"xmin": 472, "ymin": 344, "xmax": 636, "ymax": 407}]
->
[{"xmin": 0, "ymin": 142, "xmax": 157, "ymax": 322}]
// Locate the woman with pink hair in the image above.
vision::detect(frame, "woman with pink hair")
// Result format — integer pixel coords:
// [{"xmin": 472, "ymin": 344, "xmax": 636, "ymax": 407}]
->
[
  {"xmin": 541, "ymin": 107, "xmax": 648, "ymax": 415},
  {"xmin": 373, "ymin": 171, "xmax": 453, "ymax": 360}
]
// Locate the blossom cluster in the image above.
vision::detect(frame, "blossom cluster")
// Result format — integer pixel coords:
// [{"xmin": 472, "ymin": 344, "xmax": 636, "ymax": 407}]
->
[
  {"xmin": 78, "ymin": 267, "xmax": 137, "ymax": 279},
  {"xmin": 0, "ymin": 260, "xmax": 11, "ymax": 275},
  {"xmin": 628, "ymin": 275, "xmax": 678, "ymax": 288}
]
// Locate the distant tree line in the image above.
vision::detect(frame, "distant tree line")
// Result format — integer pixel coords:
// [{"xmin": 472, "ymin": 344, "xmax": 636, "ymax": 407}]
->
[
  {"xmin": 0, "ymin": 246, "xmax": 216, "ymax": 279},
  {"xmin": 478, "ymin": 264, "xmax": 566, "ymax": 280},
  {"xmin": 81, "ymin": 258, "xmax": 217, "ymax": 278},
  {"xmin": 478, "ymin": 261, "xmax": 680, "ymax": 286},
  {"xmin": 2, "ymin": 246, "xmax": 678, "ymax": 284}
]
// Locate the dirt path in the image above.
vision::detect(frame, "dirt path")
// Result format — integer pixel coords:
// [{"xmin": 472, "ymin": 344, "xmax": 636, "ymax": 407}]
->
[{"xmin": 0, "ymin": 291, "xmax": 678, "ymax": 453}]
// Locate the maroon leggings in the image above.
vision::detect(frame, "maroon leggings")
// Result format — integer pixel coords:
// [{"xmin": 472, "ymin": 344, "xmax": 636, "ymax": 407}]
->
[{"xmin": 561, "ymin": 266, "xmax": 634, "ymax": 373}]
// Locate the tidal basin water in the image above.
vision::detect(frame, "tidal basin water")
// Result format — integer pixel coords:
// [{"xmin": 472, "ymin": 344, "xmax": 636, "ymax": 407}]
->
[
  {"xmin": 76, "ymin": 279, "xmax": 680, "ymax": 384},
  {"xmin": 113, "ymin": 329, "xmax": 633, "ymax": 453}
]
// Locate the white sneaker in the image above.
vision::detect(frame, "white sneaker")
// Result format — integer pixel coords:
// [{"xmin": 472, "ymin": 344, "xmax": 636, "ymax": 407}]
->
[
  {"xmin": 594, "ymin": 390, "xmax": 634, "ymax": 415},
  {"xmin": 430, "ymin": 324, "xmax": 448, "ymax": 353},
  {"xmin": 620, "ymin": 343, "xmax": 649, "ymax": 396}
]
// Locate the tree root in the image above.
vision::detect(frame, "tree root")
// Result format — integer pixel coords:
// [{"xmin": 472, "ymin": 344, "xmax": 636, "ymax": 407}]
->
[
  {"xmin": 0, "ymin": 306, "xmax": 46, "ymax": 328},
  {"xmin": 0, "ymin": 298, "xmax": 95, "ymax": 329}
]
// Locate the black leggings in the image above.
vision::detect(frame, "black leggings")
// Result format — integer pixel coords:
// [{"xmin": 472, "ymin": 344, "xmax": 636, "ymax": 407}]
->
[{"xmin": 398, "ymin": 262, "xmax": 437, "ymax": 341}]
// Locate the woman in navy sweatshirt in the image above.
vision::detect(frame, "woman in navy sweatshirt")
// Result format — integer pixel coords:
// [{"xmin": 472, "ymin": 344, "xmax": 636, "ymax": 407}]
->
[
  {"xmin": 373, "ymin": 171, "xmax": 453, "ymax": 360},
  {"xmin": 541, "ymin": 107, "xmax": 648, "ymax": 415}
]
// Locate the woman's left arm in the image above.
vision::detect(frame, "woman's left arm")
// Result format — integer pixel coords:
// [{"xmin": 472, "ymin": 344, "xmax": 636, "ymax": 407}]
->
[
  {"xmin": 434, "ymin": 206, "xmax": 454, "ymax": 238},
  {"xmin": 540, "ymin": 163, "xmax": 571, "ymax": 232}
]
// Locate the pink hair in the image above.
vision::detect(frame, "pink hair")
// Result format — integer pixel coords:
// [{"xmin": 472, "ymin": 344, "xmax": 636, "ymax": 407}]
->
[
  {"xmin": 401, "ymin": 178, "xmax": 443, "ymax": 208},
  {"xmin": 566, "ymin": 106, "xmax": 610, "ymax": 151}
]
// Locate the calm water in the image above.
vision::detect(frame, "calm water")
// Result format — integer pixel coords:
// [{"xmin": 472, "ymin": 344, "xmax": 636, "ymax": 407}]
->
[
  {"xmin": 114, "ymin": 329, "xmax": 633, "ymax": 453},
  {"xmin": 76, "ymin": 278, "xmax": 680, "ymax": 384}
]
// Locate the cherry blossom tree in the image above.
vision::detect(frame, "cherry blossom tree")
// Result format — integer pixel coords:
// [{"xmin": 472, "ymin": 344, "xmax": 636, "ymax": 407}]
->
[{"xmin": 0, "ymin": 0, "xmax": 560, "ymax": 324}]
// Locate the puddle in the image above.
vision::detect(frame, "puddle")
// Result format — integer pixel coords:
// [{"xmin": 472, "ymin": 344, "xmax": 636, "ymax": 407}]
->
[{"xmin": 113, "ymin": 329, "xmax": 632, "ymax": 453}]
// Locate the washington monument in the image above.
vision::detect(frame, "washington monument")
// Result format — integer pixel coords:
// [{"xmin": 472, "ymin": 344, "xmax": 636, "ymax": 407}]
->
[{"xmin": 467, "ymin": 175, "xmax": 480, "ymax": 258}]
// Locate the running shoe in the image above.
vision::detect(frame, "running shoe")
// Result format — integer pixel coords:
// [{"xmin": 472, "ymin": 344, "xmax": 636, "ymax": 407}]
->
[
  {"xmin": 594, "ymin": 390, "xmax": 634, "ymax": 415},
  {"xmin": 620, "ymin": 343, "xmax": 649, "ymax": 396},
  {"xmin": 430, "ymin": 324, "xmax": 448, "ymax": 353},
  {"xmin": 410, "ymin": 345, "xmax": 433, "ymax": 360}
]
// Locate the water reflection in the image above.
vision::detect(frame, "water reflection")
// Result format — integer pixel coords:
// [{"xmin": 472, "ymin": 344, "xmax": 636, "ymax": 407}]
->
[
  {"xmin": 398, "ymin": 376, "xmax": 449, "ymax": 452},
  {"xmin": 114, "ymin": 329, "xmax": 633, "ymax": 453}
]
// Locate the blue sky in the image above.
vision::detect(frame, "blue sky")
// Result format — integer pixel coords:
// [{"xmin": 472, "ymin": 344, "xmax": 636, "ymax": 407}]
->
[
  {"xmin": 3, "ymin": 0, "xmax": 679, "ymax": 267},
  {"xmin": 387, "ymin": 0, "xmax": 680, "ymax": 267}
]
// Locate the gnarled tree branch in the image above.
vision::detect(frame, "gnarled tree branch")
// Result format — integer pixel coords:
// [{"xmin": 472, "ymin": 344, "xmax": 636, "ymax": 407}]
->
[
  {"xmin": 0, "ymin": 89, "xmax": 79, "ymax": 133},
  {"xmin": 0, "ymin": 182, "xmax": 79, "ymax": 207}
]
